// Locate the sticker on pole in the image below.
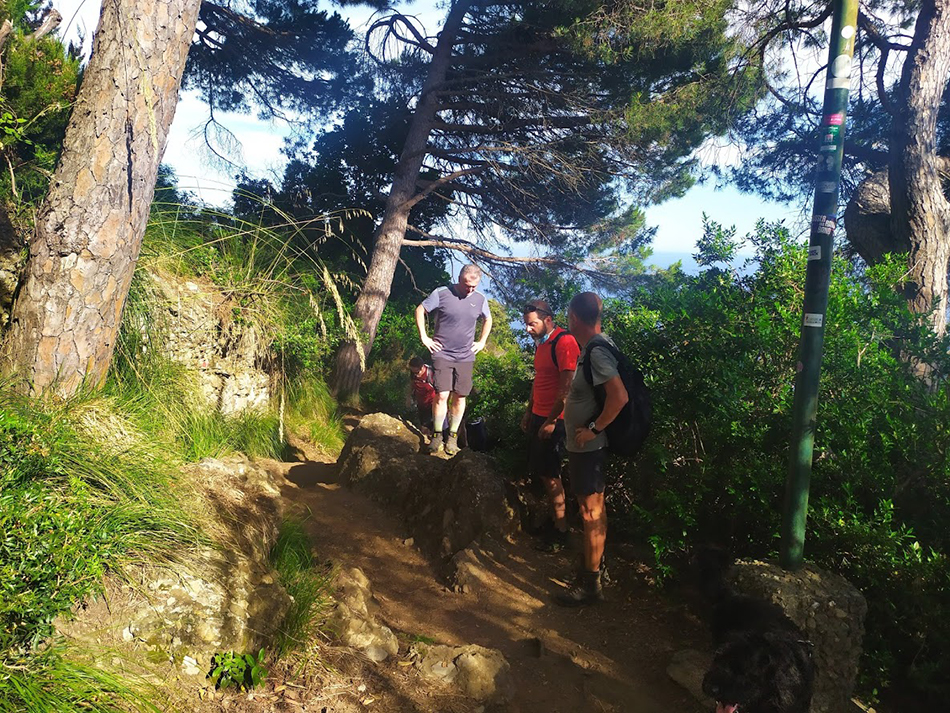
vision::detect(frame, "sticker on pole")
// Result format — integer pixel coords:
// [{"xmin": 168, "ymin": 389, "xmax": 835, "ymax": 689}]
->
[
  {"xmin": 825, "ymin": 113, "xmax": 845, "ymax": 126},
  {"xmin": 808, "ymin": 245, "xmax": 821, "ymax": 260},
  {"xmin": 817, "ymin": 181, "xmax": 837, "ymax": 193},
  {"xmin": 811, "ymin": 215, "xmax": 836, "ymax": 236},
  {"xmin": 804, "ymin": 313, "xmax": 824, "ymax": 328}
]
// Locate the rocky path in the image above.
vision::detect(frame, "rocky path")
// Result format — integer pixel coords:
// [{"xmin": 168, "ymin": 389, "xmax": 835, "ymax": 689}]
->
[{"xmin": 260, "ymin": 445, "xmax": 711, "ymax": 713}]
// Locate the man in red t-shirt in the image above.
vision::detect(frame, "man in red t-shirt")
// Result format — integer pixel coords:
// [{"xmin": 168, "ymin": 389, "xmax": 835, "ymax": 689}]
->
[
  {"xmin": 408, "ymin": 356, "xmax": 437, "ymax": 435},
  {"xmin": 521, "ymin": 300, "xmax": 580, "ymax": 552}
]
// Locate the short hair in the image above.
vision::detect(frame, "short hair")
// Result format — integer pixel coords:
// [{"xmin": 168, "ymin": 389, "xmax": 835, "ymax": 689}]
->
[
  {"xmin": 459, "ymin": 264, "xmax": 482, "ymax": 281},
  {"xmin": 569, "ymin": 292, "xmax": 602, "ymax": 327},
  {"xmin": 408, "ymin": 356, "xmax": 425, "ymax": 369},
  {"xmin": 523, "ymin": 299, "xmax": 553, "ymax": 319}
]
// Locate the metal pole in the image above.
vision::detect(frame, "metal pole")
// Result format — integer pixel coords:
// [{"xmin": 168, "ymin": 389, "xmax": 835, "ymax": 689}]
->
[{"xmin": 780, "ymin": 0, "xmax": 858, "ymax": 571}]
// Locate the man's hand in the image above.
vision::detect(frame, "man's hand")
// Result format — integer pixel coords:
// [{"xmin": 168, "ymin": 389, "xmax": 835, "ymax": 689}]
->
[
  {"xmin": 539, "ymin": 420, "xmax": 556, "ymax": 439},
  {"xmin": 520, "ymin": 410, "xmax": 532, "ymax": 433},
  {"xmin": 574, "ymin": 427, "xmax": 597, "ymax": 448},
  {"xmin": 422, "ymin": 335, "xmax": 443, "ymax": 353},
  {"xmin": 472, "ymin": 339, "xmax": 487, "ymax": 355}
]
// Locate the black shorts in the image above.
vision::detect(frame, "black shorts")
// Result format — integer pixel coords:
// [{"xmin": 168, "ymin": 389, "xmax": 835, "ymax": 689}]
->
[
  {"xmin": 433, "ymin": 359, "xmax": 475, "ymax": 396},
  {"xmin": 527, "ymin": 413, "xmax": 565, "ymax": 480},
  {"xmin": 568, "ymin": 449, "xmax": 606, "ymax": 496}
]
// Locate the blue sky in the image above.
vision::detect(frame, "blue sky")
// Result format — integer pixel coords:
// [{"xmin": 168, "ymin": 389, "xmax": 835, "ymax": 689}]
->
[{"xmin": 52, "ymin": 0, "xmax": 806, "ymax": 260}]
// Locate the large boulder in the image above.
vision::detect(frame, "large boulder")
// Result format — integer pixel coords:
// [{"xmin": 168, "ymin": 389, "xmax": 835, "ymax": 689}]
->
[
  {"xmin": 413, "ymin": 643, "xmax": 514, "ymax": 704},
  {"xmin": 337, "ymin": 413, "xmax": 518, "ymax": 560},
  {"xmin": 56, "ymin": 455, "xmax": 291, "ymax": 677}
]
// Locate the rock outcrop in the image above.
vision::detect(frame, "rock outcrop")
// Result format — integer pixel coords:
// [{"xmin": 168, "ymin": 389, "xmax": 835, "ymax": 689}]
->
[
  {"xmin": 146, "ymin": 269, "xmax": 273, "ymax": 415},
  {"xmin": 412, "ymin": 643, "xmax": 514, "ymax": 704},
  {"xmin": 327, "ymin": 567, "xmax": 400, "ymax": 662},
  {"xmin": 337, "ymin": 413, "xmax": 518, "ymax": 561},
  {"xmin": 56, "ymin": 455, "xmax": 290, "ymax": 677},
  {"xmin": 730, "ymin": 559, "xmax": 867, "ymax": 713}
]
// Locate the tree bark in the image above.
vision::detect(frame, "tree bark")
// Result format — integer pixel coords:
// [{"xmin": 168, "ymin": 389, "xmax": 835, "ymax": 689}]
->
[
  {"xmin": 332, "ymin": 0, "xmax": 474, "ymax": 402},
  {"xmin": 889, "ymin": 0, "xmax": 950, "ymax": 336},
  {"xmin": 1, "ymin": 0, "xmax": 201, "ymax": 395}
]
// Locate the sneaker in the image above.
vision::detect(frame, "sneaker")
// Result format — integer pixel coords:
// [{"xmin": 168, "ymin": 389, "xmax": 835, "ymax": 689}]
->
[
  {"xmin": 554, "ymin": 570, "xmax": 604, "ymax": 607},
  {"xmin": 444, "ymin": 433, "xmax": 460, "ymax": 456},
  {"xmin": 535, "ymin": 527, "xmax": 569, "ymax": 553},
  {"xmin": 427, "ymin": 433, "xmax": 444, "ymax": 454}
]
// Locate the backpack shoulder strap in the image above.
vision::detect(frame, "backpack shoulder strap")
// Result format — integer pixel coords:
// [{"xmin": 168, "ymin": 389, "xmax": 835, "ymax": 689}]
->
[
  {"xmin": 583, "ymin": 338, "xmax": 613, "ymax": 382},
  {"xmin": 548, "ymin": 329, "xmax": 566, "ymax": 370}
]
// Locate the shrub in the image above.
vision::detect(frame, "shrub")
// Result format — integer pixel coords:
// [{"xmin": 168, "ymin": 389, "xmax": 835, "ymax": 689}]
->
[
  {"xmin": 0, "ymin": 389, "xmax": 196, "ymax": 711},
  {"xmin": 606, "ymin": 219, "xmax": 950, "ymax": 699}
]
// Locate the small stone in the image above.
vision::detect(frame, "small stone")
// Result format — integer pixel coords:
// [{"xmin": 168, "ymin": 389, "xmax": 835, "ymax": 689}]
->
[
  {"xmin": 403, "ymin": 538, "xmax": 414, "ymax": 547},
  {"xmin": 121, "ymin": 626, "xmax": 134, "ymax": 642}
]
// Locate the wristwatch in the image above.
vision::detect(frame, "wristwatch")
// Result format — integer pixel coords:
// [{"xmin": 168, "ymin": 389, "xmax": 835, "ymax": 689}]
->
[{"xmin": 587, "ymin": 421, "xmax": 601, "ymax": 434}]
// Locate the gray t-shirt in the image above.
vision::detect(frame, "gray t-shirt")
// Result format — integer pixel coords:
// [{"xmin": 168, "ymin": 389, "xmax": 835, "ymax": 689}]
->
[
  {"xmin": 564, "ymin": 334, "xmax": 620, "ymax": 453},
  {"xmin": 421, "ymin": 286, "xmax": 491, "ymax": 363}
]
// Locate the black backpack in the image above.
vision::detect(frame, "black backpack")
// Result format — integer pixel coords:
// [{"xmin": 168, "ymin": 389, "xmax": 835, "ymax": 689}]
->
[{"xmin": 582, "ymin": 338, "xmax": 651, "ymax": 458}]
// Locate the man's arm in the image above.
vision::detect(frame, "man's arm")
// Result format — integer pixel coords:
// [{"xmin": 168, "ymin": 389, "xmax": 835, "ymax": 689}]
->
[
  {"xmin": 591, "ymin": 376, "xmax": 629, "ymax": 431},
  {"xmin": 521, "ymin": 392, "xmax": 534, "ymax": 432},
  {"xmin": 539, "ymin": 369, "xmax": 574, "ymax": 438},
  {"xmin": 415, "ymin": 302, "xmax": 442, "ymax": 353},
  {"xmin": 472, "ymin": 309, "xmax": 493, "ymax": 354}
]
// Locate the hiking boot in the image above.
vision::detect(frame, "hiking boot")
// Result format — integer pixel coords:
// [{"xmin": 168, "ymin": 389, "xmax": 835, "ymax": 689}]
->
[
  {"xmin": 535, "ymin": 527, "xmax": 569, "ymax": 553},
  {"xmin": 600, "ymin": 554, "xmax": 612, "ymax": 587},
  {"xmin": 444, "ymin": 433, "xmax": 460, "ymax": 456},
  {"xmin": 427, "ymin": 432, "xmax": 444, "ymax": 454},
  {"xmin": 554, "ymin": 570, "xmax": 604, "ymax": 607}
]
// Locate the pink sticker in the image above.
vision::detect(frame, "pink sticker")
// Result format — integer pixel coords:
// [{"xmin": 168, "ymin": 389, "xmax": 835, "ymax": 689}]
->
[{"xmin": 826, "ymin": 113, "xmax": 844, "ymax": 126}]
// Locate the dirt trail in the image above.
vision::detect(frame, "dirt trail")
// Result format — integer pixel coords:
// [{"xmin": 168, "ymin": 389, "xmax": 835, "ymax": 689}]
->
[{"xmin": 261, "ymin": 446, "xmax": 710, "ymax": 713}]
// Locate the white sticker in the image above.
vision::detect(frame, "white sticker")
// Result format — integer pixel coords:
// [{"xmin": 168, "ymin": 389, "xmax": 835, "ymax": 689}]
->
[
  {"xmin": 808, "ymin": 245, "xmax": 821, "ymax": 260},
  {"xmin": 817, "ymin": 181, "xmax": 837, "ymax": 193},
  {"xmin": 804, "ymin": 313, "xmax": 824, "ymax": 328},
  {"xmin": 827, "ymin": 75, "xmax": 851, "ymax": 89},
  {"xmin": 832, "ymin": 54, "xmax": 852, "ymax": 77},
  {"xmin": 841, "ymin": 25, "xmax": 855, "ymax": 40}
]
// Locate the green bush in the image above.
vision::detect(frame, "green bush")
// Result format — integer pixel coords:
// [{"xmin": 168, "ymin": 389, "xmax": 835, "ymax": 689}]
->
[
  {"xmin": 0, "ymin": 390, "xmax": 196, "ymax": 711},
  {"xmin": 605, "ymin": 219, "xmax": 950, "ymax": 699}
]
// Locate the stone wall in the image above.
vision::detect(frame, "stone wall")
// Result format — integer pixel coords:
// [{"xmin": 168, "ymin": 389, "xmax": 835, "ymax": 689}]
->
[
  {"xmin": 731, "ymin": 559, "xmax": 867, "ymax": 713},
  {"xmin": 147, "ymin": 269, "xmax": 272, "ymax": 415}
]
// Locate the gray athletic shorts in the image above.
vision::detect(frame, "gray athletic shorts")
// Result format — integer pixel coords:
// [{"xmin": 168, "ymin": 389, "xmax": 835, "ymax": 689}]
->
[
  {"xmin": 568, "ymin": 449, "xmax": 606, "ymax": 496},
  {"xmin": 433, "ymin": 358, "xmax": 475, "ymax": 396}
]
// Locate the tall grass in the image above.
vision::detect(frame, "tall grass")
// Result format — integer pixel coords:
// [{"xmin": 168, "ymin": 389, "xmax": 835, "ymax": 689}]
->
[
  {"xmin": 0, "ymin": 386, "xmax": 198, "ymax": 712},
  {"xmin": 270, "ymin": 518, "xmax": 335, "ymax": 658},
  {"xmin": 1, "ymin": 190, "xmax": 353, "ymax": 709}
]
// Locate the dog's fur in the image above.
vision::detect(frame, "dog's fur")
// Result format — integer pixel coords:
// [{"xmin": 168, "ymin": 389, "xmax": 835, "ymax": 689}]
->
[{"xmin": 694, "ymin": 547, "xmax": 815, "ymax": 713}]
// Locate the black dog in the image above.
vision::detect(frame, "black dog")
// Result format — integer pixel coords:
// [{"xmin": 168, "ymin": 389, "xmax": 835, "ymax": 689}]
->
[{"xmin": 693, "ymin": 547, "xmax": 815, "ymax": 713}]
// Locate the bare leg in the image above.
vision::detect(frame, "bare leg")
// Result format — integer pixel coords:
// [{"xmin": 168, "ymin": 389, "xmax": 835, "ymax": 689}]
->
[
  {"xmin": 432, "ymin": 391, "xmax": 450, "ymax": 433},
  {"xmin": 448, "ymin": 394, "xmax": 466, "ymax": 433},
  {"xmin": 541, "ymin": 476, "xmax": 567, "ymax": 530},
  {"xmin": 577, "ymin": 491, "xmax": 606, "ymax": 572}
]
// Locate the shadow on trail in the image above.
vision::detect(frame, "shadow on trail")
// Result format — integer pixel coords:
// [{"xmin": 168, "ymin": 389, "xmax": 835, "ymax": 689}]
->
[
  {"xmin": 283, "ymin": 460, "xmax": 339, "ymax": 488},
  {"xmin": 267, "ymin": 452, "xmax": 708, "ymax": 713}
]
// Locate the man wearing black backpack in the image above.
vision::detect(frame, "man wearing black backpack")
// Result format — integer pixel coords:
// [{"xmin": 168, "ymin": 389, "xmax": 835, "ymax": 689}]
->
[{"xmin": 556, "ymin": 292, "xmax": 629, "ymax": 607}]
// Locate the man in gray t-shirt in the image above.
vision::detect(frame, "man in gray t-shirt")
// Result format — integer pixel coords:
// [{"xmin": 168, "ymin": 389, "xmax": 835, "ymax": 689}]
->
[
  {"xmin": 415, "ymin": 264, "xmax": 493, "ymax": 456},
  {"xmin": 556, "ymin": 292, "xmax": 629, "ymax": 607}
]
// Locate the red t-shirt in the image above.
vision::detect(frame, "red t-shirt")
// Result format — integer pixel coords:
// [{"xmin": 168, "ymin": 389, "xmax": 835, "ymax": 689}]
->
[
  {"xmin": 411, "ymin": 365, "xmax": 436, "ymax": 407},
  {"xmin": 532, "ymin": 327, "xmax": 580, "ymax": 418}
]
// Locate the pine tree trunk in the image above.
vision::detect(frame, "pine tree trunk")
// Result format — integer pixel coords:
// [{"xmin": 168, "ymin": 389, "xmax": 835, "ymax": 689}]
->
[
  {"xmin": 889, "ymin": 0, "xmax": 950, "ymax": 337},
  {"xmin": 1, "ymin": 0, "xmax": 201, "ymax": 395},
  {"xmin": 332, "ymin": 0, "xmax": 474, "ymax": 402}
]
